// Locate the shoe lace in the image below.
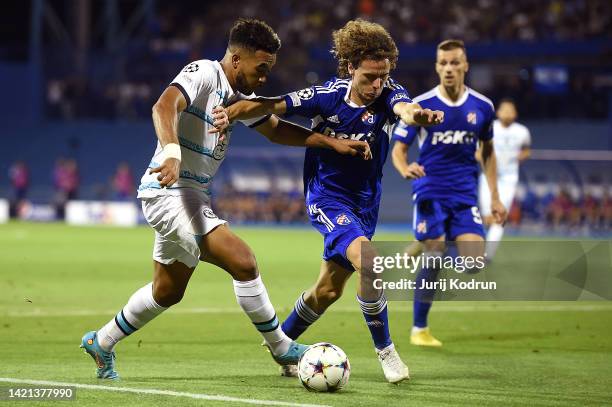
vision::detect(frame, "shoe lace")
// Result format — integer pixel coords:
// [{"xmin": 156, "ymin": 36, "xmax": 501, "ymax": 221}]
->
[
  {"xmin": 380, "ymin": 349, "xmax": 404, "ymax": 370},
  {"xmin": 97, "ymin": 349, "xmax": 116, "ymax": 368}
]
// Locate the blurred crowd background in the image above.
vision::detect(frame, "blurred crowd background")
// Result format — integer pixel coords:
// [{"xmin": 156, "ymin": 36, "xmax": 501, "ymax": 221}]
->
[{"xmin": 1, "ymin": 0, "xmax": 611, "ymax": 236}]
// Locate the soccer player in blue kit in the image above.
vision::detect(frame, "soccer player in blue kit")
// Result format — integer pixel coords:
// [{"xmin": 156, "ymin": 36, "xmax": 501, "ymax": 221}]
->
[
  {"xmin": 391, "ymin": 40, "xmax": 507, "ymax": 347},
  {"xmin": 226, "ymin": 20, "xmax": 443, "ymax": 383}
]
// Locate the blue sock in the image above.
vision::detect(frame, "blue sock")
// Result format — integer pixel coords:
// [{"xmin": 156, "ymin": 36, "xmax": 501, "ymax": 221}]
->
[
  {"xmin": 358, "ymin": 294, "xmax": 392, "ymax": 350},
  {"xmin": 413, "ymin": 265, "xmax": 440, "ymax": 328},
  {"xmin": 281, "ymin": 293, "xmax": 320, "ymax": 340}
]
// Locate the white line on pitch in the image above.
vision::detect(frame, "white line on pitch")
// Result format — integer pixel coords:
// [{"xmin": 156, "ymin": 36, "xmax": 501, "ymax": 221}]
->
[
  {"xmin": 0, "ymin": 378, "xmax": 331, "ymax": 407},
  {"xmin": 4, "ymin": 303, "xmax": 612, "ymax": 317}
]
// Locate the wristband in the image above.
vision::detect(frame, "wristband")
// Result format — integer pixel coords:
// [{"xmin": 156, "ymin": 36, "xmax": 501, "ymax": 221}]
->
[{"xmin": 163, "ymin": 143, "xmax": 181, "ymax": 161}]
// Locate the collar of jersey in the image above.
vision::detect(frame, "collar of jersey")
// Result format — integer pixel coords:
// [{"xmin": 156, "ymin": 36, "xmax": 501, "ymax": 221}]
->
[
  {"xmin": 343, "ymin": 80, "xmax": 376, "ymax": 108},
  {"xmin": 214, "ymin": 60, "xmax": 238, "ymax": 104},
  {"xmin": 435, "ymin": 85, "xmax": 470, "ymax": 107}
]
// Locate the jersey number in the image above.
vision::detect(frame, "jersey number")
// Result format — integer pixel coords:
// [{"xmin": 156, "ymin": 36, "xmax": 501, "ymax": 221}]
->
[{"xmin": 471, "ymin": 206, "xmax": 483, "ymax": 224}]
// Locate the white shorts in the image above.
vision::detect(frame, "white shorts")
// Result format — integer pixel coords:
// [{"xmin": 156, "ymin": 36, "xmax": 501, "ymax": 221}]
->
[
  {"xmin": 479, "ymin": 174, "xmax": 517, "ymax": 217},
  {"xmin": 141, "ymin": 190, "xmax": 226, "ymax": 268}
]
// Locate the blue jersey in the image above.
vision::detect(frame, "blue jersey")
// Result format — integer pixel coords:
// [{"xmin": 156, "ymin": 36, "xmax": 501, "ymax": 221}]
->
[
  {"xmin": 392, "ymin": 86, "xmax": 495, "ymax": 205},
  {"xmin": 284, "ymin": 77, "xmax": 412, "ymax": 212}
]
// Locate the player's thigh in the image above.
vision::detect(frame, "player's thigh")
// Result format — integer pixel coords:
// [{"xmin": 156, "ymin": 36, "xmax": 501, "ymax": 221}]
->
[
  {"xmin": 455, "ymin": 233, "xmax": 485, "ymax": 258},
  {"xmin": 143, "ymin": 195, "xmax": 205, "ymax": 270},
  {"xmin": 198, "ymin": 224, "xmax": 258, "ymax": 281},
  {"xmin": 421, "ymin": 235, "xmax": 446, "ymax": 253},
  {"xmin": 345, "ymin": 236, "xmax": 372, "ymax": 271}
]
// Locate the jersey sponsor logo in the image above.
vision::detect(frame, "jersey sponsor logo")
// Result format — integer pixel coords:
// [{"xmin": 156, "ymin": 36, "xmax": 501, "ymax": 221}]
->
[
  {"xmin": 297, "ymin": 88, "xmax": 314, "ymax": 100},
  {"xmin": 335, "ymin": 214, "xmax": 351, "ymax": 225},
  {"xmin": 322, "ymin": 127, "xmax": 375, "ymax": 143},
  {"xmin": 431, "ymin": 130, "xmax": 476, "ymax": 145},
  {"xmin": 182, "ymin": 62, "xmax": 199, "ymax": 73},
  {"xmin": 467, "ymin": 112, "xmax": 477, "ymax": 124}
]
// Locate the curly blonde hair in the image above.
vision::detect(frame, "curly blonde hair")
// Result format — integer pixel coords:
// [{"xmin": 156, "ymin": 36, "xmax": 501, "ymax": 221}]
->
[{"xmin": 331, "ymin": 19, "xmax": 398, "ymax": 78}]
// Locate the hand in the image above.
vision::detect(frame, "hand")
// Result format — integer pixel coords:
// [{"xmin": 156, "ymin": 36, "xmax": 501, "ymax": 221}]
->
[
  {"xmin": 401, "ymin": 162, "xmax": 426, "ymax": 179},
  {"xmin": 491, "ymin": 198, "xmax": 507, "ymax": 225},
  {"xmin": 411, "ymin": 109, "xmax": 444, "ymax": 127},
  {"xmin": 148, "ymin": 157, "xmax": 181, "ymax": 188},
  {"xmin": 208, "ymin": 105, "xmax": 230, "ymax": 134},
  {"xmin": 331, "ymin": 139, "xmax": 373, "ymax": 160}
]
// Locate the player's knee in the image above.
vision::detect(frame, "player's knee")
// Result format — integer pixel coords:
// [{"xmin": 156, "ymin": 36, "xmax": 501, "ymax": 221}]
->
[
  {"xmin": 230, "ymin": 251, "xmax": 258, "ymax": 281},
  {"xmin": 314, "ymin": 284, "xmax": 343, "ymax": 307},
  {"xmin": 153, "ymin": 282, "xmax": 186, "ymax": 307}
]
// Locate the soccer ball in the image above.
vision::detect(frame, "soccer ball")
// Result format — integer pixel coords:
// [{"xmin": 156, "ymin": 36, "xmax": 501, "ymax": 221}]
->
[{"xmin": 297, "ymin": 342, "xmax": 350, "ymax": 392}]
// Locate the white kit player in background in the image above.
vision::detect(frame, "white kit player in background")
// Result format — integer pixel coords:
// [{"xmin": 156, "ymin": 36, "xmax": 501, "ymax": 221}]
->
[
  {"xmin": 478, "ymin": 98, "xmax": 531, "ymax": 260},
  {"xmin": 79, "ymin": 18, "xmax": 370, "ymax": 380}
]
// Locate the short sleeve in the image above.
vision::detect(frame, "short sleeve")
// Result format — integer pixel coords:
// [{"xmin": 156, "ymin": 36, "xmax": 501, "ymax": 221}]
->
[
  {"xmin": 522, "ymin": 127, "xmax": 532, "ymax": 147},
  {"xmin": 169, "ymin": 61, "xmax": 214, "ymax": 108},
  {"xmin": 392, "ymin": 120, "xmax": 419, "ymax": 145},
  {"xmin": 480, "ymin": 103, "xmax": 495, "ymax": 141},
  {"xmin": 283, "ymin": 87, "xmax": 325, "ymax": 119},
  {"xmin": 385, "ymin": 78, "xmax": 412, "ymax": 120}
]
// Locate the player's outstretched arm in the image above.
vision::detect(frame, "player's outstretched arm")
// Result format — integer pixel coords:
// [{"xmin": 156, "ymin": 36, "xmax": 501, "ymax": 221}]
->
[
  {"xmin": 481, "ymin": 140, "xmax": 507, "ymax": 224},
  {"xmin": 253, "ymin": 115, "xmax": 372, "ymax": 159},
  {"xmin": 391, "ymin": 142, "xmax": 425, "ymax": 180},
  {"xmin": 229, "ymin": 98, "xmax": 287, "ymax": 120},
  {"xmin": 148, "ymin": 86, "xmax": 189, "ymax": 187},
  {"xmin": 393, "ymin": 102, "xmax": 444, "ymax": 127}
]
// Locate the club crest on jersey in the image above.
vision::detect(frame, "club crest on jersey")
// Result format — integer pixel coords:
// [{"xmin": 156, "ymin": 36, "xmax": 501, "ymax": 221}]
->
[
  {"xmin": 417, "ymin": 220, "xmax": 427, "ymax": 234},
  {"xmin": 297, "ymin": 88, "xmax": 314, "ymax": 100},
  {"xmin": 202, "ymin": 208, "xmax": 217, "ymax": 219},
  {"xmin": 361, "ymin": 110, "xmax": 375, "ymax": 124},
  {"xmin": 212, "ymin": 135, "xmax": 229, "ymax": 160},
  {"xmin": 182, "ymin": 63, "xmax": 199, "ymax": 73},
  {"xmin": 335, "ymin": 214, "xmax": 351, "ymax": 225},
  {"xmin": 467, "ymin": 112, "xmax": 478, "ymax": 124}
]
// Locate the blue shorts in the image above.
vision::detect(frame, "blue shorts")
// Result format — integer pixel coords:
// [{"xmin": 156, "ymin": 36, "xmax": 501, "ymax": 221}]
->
[
  {"xmin": 307, "ymin": 200, "xmax": 377, "ymax": 271},
  {"xmin": 413, "ymin": 198, "xmax": 485, "ymax": 241}
]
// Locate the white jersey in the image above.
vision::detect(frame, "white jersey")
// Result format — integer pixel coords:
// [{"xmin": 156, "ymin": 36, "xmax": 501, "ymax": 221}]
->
[
  {"xmin": 137, "ymin": 60, "xmax": 270, "ymax": 198},
  {"xmin": 492, "ymin": 120, "xmax": 531, "ymax": 181}
]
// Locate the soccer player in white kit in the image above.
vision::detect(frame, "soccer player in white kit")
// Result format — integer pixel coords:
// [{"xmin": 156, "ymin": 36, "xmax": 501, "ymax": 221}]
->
[
  {"xmin": 478, "ymin": 98, "xmax": 531, "ymax": 260},
  {"xmin": 80, "ymin": 18, "xmax": 371, "ymax": 380}
]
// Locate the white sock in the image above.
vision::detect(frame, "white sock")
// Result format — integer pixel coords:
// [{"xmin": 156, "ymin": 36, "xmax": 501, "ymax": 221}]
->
[
  {"xmin": 485, "ymin": 224, "xmax": 505, "ymax": 259},
  {"xmin": 97, "ymin": 282, "xmax": 167, "ymax": 351},
  {"xmin": 233, "ymin": 275, "xmax": 291, "ymax": 356},
  {"xmin": 411, "ymin": 326, "xmax": 428, "ymax": 335}
]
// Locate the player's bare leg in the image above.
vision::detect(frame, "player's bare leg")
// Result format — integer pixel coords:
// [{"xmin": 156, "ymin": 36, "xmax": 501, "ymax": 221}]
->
[
  {"xmin": 82, "ymin": 260, "xmax": 192, "ymax": 379},
  {"xmin": 347, "ymin": 237, "xmax": 410, "ymax": 383},
  {"xmin": 411, "ymin": 235, "xmax": 445, "ymax": 347},
  {"xmin": 303, "ymin": 260, "xmax": 352, "ymax": 314},
  {"xmin": 404, "ymin": 241, "xmax": 424, "ymax": 258},
  {"xmin": 199, "ymin": 224, "xmax": 307, "ymax": 366},
  {"xmin": 456, "ymin": 233, "xmax": 486, "ymax": 260}
]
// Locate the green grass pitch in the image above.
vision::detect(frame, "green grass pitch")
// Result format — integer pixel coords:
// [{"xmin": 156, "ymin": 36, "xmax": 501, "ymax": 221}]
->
[{"xmin": 1, "ymin": 222, "xmax": 611, "ymax": 406}]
